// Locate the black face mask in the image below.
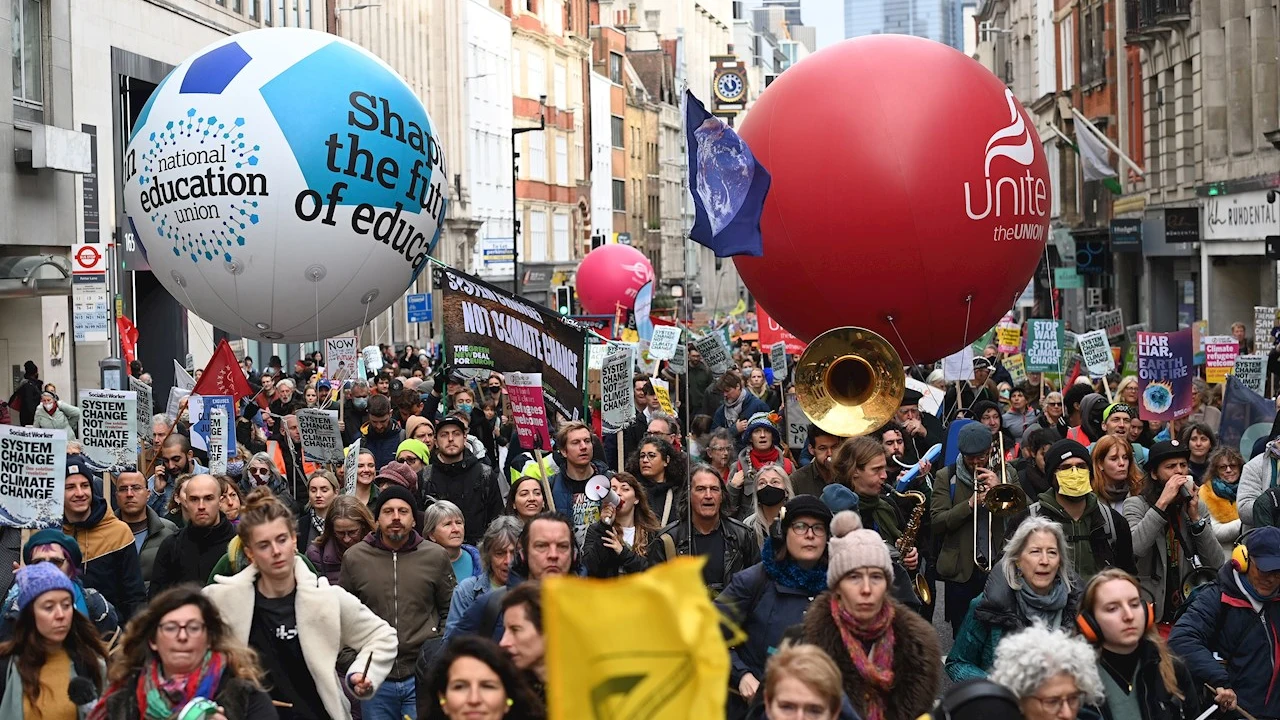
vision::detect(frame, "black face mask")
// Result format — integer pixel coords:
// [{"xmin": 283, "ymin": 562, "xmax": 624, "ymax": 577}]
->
[{"xmin": 756, "ymin": 485, "xmax": 787, "ymax": 507}]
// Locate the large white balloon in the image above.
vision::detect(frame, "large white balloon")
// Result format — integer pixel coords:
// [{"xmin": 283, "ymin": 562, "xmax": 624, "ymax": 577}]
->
[{"xmin": 123, "ymin": 28, "xmax": 447, "ymax": 341}]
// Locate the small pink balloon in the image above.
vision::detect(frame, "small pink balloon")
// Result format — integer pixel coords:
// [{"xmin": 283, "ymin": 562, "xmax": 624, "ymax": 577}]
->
[{"xmin": 575, "ymin": 244, "xmax": 655, "ymax": 315}]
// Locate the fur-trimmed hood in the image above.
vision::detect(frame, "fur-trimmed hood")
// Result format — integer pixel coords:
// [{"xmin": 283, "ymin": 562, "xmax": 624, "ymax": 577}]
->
[
  {"xmin": 802, "ymin": 592, "xmax": 941, "ymax": 720},
  {"xmin": 1199, "ymin": 482, "xmax": 1240, "ymax": 524}
]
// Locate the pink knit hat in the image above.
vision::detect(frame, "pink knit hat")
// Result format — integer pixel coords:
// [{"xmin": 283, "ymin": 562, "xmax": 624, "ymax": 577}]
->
[{"xmin": 825, "ymin": 510, "xmax": 893, "ymax": 588}]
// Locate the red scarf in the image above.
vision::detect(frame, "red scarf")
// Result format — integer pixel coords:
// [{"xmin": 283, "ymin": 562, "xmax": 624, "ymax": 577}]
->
[
  {"xmin": 748, "ymin": 447, "xmax": 783, "ymax": 470},
  {"xmin": 830, "ymin": 595, "xmax": 896, "ymax": 720}
]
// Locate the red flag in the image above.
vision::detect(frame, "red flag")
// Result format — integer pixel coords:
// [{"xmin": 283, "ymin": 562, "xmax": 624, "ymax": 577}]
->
[
  {"xmin": 650, "ymin": 315, "xmax": 676, "ymax": 327},
  {"xmin": 117, "ymin": 316, "xmax": 140, "ymax": 368},
  {"xmin": 193, "ymin": 338, "xmax": 253, "ymax": 400}
]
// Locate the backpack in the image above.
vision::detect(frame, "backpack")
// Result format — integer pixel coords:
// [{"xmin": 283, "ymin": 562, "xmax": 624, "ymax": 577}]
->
[{"xmin": 1026, "ymin": 501, "xmax": 1119, "ymax": 546}]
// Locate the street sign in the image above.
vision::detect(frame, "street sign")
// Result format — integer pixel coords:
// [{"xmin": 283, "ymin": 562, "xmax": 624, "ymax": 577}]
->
[
  {"xmin": 71, "ymin": 243, "xmax": 108, "ymax": 342},
  {"xmin": 407, "ymin": 293, "xmax": 432, "ymax": 323}
]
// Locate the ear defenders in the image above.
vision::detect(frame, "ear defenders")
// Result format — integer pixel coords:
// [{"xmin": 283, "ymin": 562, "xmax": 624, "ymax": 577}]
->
[
  {"xmin": 1076, "ymin": 601, "xmax": 1155, "ymax": 645},
  {"xmin": 1233, "ymin": 543, "xmax": 1250, "ymax": 573}
]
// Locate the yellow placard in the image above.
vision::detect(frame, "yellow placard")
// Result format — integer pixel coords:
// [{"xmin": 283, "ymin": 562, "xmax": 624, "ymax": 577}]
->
[{"xmin": 652, "ymin": 378, "xmax": 675, "ymax": 415}]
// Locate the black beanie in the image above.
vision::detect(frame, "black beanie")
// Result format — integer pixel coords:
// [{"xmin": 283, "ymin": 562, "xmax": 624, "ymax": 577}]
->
[
  {"xmin": 1044, "ymin": 439, "xmax": 1092, "ymax": 479},
  {"xmin": 373, "ymin": 484, "xmax": 418, "ymax": 516}
]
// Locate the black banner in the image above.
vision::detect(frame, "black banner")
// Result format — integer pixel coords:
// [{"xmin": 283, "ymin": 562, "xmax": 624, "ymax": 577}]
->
[{"xmin": 440, "ymin": 267, "xmax": 586, "ymax": 420}]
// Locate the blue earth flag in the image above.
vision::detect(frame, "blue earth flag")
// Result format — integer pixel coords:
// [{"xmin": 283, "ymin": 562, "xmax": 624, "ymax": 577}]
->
[{"xmin": 684, "ymin": 91, "xmax": 770, "ymax": 257}]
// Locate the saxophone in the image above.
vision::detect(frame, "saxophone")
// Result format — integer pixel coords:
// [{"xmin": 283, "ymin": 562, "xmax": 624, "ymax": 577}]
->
[{"xmin": 894, "ymin": 490, "xmax": 931, "ymax": 605}]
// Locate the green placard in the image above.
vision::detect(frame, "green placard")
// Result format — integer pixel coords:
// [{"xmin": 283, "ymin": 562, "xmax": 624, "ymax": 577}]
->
[
  {"xmin": 1025, "ymin": 319, "xmax": 1066, "ymax": 373},
  {"xmin": 1054, "ymin": 267, "xmax": 1083, "ymax": 289}
]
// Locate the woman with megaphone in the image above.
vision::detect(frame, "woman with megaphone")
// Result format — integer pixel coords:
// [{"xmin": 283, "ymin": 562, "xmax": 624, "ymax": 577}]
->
[{"xmin": 582, "ymin": 473, "xmax": 660, "ymax": 578}]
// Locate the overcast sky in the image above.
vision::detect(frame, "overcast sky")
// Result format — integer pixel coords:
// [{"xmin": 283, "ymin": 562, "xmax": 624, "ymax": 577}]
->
[{"xmin": 799, "ymin": 0, "xmax": 844, "ymax": 49}]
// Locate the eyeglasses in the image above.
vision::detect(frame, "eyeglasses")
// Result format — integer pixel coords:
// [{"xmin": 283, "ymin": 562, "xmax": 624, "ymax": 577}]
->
[
  {"xmin": 249, "ymin": 467, "xmax": 270, "ymax": 477},
  {"xmin": 709, "ymin": 446, "xmax": 732, "ymax": 453},
  {"xmin": 157, "ymin": 621, "xmax": 206, "ymax": 638},
  {"xmin": 1027, "ymin": 692, "xmax": 1084, "ymax": 713},
  {"xmin": 1218, "ymin": 463, "xmax": 1242, "ymax": 471},
  {"xmin": 770, "ymin": 700, "xmax": 832, "ymax": 719},
  {"xmin": 789, "ymin": 521, "xmax": 828, "ymax": 537},
  {"xmin": 117, "ymin": 485, "xmax": 147, "ymax": 495},
  {"xmin": 397, "ymin": 455, "xmax": 422, "ymax": 464},
  {"xmin": 32, "ymin": 557, "xmax": 66, "ymax": 568},
  {"xmin": 1045, "ymin": 401, "xmax": 1063, "ymax": 406},
  {"xmin": 335, "ymin": 529, "xmax": 365, "ymax": 541},
  {"xmin": 639, "ymin": 452, "xmax": 662, "ymax": 461}
]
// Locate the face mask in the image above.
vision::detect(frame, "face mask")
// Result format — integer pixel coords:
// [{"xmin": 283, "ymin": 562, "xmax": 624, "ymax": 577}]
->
[
  {"xmin": 352, "ymin": 398, "xmax": 368, "ymax": 410},
  {"xmin": 458, "ymin": 403, "xmax": 474, "ymax": 415},
  {"xmin": 756, "ymin": 484, "xmax": 786, "ymax": 507},
  {"xmin": 1055, "ymin": 467, "xmax": 1093, "ymax": 497}
]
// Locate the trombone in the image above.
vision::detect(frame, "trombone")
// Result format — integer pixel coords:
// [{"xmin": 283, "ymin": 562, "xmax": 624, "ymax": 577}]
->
[{"xmin": 973, "ymin": 431, "xmax": 1027, "ymax": 572}]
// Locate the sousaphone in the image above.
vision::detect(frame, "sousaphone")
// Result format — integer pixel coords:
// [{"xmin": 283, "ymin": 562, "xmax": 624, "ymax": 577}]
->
[{"xmin": 793, "ymin": 327, "xmax": 906, "ymax": 438}]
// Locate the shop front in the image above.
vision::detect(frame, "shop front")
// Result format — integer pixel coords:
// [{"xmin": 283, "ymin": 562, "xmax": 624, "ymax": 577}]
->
[
  {"xmin": 1200, "ymin": 188, "xmax": 1279, "ymax": 333},
  {"xmin": 1140, "ymin": 206, "xmax": 1201, "ymax": 331}
]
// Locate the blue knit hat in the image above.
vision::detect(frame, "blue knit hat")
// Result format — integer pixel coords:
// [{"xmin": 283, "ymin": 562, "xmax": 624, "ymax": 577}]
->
[
  {"xmin": 742, "ymin": 412, "xmax": 781, "ymax": 446},
  {"xmin": 821, "ymin": 483, "xmax": 859, "ymax": 514},
  {"xmin": 14, "ymin": 562, "xmax": 75, "ymax": 613}
]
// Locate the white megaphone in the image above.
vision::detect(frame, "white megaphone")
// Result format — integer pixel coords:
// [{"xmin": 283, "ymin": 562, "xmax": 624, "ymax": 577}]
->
[{"xmin": 585, "ymin": 475, "xmax": 621, "ymax": 524}]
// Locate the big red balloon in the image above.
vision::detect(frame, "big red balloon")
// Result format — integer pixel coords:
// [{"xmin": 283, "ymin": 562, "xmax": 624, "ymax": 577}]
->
[
  {"xmin": 734, "ymin": 36, "xmax": 1049, "ymax": 364},
  {"xmin": 575, "ymin": 244, "xmax": 655, "ymax": 315}
]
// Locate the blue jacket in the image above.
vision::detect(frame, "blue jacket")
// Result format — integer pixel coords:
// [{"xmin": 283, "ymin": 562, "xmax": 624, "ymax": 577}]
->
[
  {"xmin": 444, "ymin": 571, "xmax": 492, "ymax": 639},
  {"xmin": 361, "ymin": 419, "xmax": 405, "ymax": 470},
  {"xmin": 1168, "ymin": 563, "xmax": 1280, "ymax": 719},
  {"xmin": 712, "ymin": 393, "xmax": 771, "ymax": 432},
  {"xmin": 715, "ymin": 558, "xmax": 826, "ymax": 687}
]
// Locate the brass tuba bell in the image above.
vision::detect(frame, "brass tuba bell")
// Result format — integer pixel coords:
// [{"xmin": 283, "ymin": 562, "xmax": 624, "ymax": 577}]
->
[{"xmin": 794, "ymin": 327, "xmax": 906, "ymax": 438}]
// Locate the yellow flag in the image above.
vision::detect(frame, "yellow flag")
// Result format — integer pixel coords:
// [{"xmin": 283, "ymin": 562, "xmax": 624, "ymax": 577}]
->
[
  {"xmin": 621, "ymin": 328, "xmax": 640, "ymax": 343},
  {"xmin": 729, "ymin": 298, "xmax": 747, "ymax": 316},
  {"xmin": 545, "ymin": 557, "xmax": 733, "ymax": 719}
]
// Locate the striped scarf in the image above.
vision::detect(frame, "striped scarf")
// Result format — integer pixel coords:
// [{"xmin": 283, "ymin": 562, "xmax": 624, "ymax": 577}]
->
[
  {"xmin": 139, "ymin": 650, "xmax": 224, "ymax": 719},
  {"xmin": 830, "ymin": 595, "xmax": 895, "ymax": 720}
]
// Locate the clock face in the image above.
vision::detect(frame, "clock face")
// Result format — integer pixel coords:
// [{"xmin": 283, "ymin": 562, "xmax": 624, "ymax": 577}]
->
[{"xmin": 716, "ymin": 72, "xmax": 745, "ymax": 102}]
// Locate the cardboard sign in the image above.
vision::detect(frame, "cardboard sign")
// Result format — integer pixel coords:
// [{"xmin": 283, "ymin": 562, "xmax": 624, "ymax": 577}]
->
[
  {"xmin": 0, "ymin": 426, "xmax": 67, "ymax": 528},
  {"xmin": 296, "ymin": 408, "xmax": 343, "ymax": 465},
  {"xmin": 189, "ymin": 395, "xmax": 234, "ymax": 458},
  {"xmin": 1077, "ymin": 329, "xmax": 1114, "ymax": 375},
  {"xmin": 694, "ymin": 333, "xmax": 731, "ymax": 375},
  {"xmin": 996, "ymin": 325, "xmax": 1021, "ymax": 354},
  {"xmin": 652, "ymin": 377, "xmax": 676, "ymax": 415},
  {"xmin": 343, "ymin": 439, "xmax": 361, "ymax": 495},
  {"xmin": 1137, "ymin": 329, "xmax": 1194, "ymax": 421},
  {"xmin": 78, "ymin": 389, "xmax": 138, "ymax": 466},
  {"xmin": 601, "ymin": 345, "xmax": 636, "ymax": 429},
  {"xmin": 129, "ymin": 378, "xmax": 154, "ymax": 442},
  {"xmin": 1025, "ymin": 319, "xmax": 1065, "ymax": 373},
  {"xmin": 325, "ymin": 336, "xmax": 359, "ymax": 384},
  {"xmin": 1089, "ymin": 309, "xmax": 1125, "ymax": 340},
  {"xmin": 361, "ymin": 345, "xmax": 383, "ymax": 375},
  {"xmin": 207, "ymin": 407, "xmax": 229, "ymax": 475},
  {"xmin": 1234, "ymin": 354, "xmax": 1266, "ymax": 395},
  {"xmin": 648, "ymin": 325, "xmax": 682, "ymax": 361},
  {"xmin": 507, "ymin": 372, "xmax": 552, "ymax": 452},
  {"xmin": 1204, "ymin": 336, "xmax": 1241, "ymax": 384},
  {"xmin": 769, "ymin": 341, "xmax": 789, "ymax": 382},
  {"xmin": 165, "ymin": 387, "xmax": 191, "ymax": 423}
]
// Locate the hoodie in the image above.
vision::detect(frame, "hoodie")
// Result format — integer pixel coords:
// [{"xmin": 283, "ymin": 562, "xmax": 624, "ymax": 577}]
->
[
  {"xmin": 421, "ymin": 451, "xmax": 503, "ymax": 546},
  {"xmin": 1074, "ymin": 393, "xmax": 1108, "ymax": 444},
  {"xmin": 63, "ymin": 496, "xmax": 146, "ymax": 620}
]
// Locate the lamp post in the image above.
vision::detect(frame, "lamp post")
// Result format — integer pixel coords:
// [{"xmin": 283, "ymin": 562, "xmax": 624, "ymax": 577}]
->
[{"xmin": 512, "ymin": 95, "xmax": 547, "ymax": 297}]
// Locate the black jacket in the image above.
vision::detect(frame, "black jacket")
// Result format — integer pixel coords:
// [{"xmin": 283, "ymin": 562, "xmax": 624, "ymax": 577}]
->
[
  {"xmin": 582, "ymin": 520, "xmax": 651, "ymax": 578},
  {"xmin": 149, "ymin": 515, "xmax": 237, "ymax": 598},
  {"xmin": 647, "ymin": 516, "xmax": 760, "ymax": 593},
  {"xmin": 342, "ymin": 399, "xmax": 368, "ymax": 445},
  {"xmin": 10, "ymin": 377, "xmax": 41, "ymax": 427},
  {"xmin": 1080, "ymin": 640, "xmax": 1200, "ymax": 720},
  {"xmin": 421, "ymin": 451, "xmax": 503, "ymax": 546}
]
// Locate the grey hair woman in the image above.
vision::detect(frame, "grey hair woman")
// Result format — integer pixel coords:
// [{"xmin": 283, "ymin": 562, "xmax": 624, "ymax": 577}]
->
[
  {"xmin": 242, "ymin": 451, "xmax": 298, "ymax": 514},
  {"xmin": 945, "ymin": 516, "xmax": 1082, "ymax": 682},
  {"xmin": 747, "ymin": 463, "xmax": 793, "ymax": 549},
  {"xmin": 989, "ymin": 624, "xmax": 1104, "ymax": 720},
  {"xmin": 424, "ymin": 500, "xmax": 482, "ymax": 582},
  {"xmin": 445, "ymin": 516, "xmax": 522, "ymax": 637}
]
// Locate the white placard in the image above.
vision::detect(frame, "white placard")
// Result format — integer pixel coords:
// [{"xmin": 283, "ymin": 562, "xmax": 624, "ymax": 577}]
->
[
  {"xmin": 943, "ymin": 346, "xmax": 975, "ymax": 382},
  {"xmin": 694, "ymin": 333, "xmax": 731, "ymax": 375},
  {"xmin": 78, "ymin": 389, "xmax": 138, "ymax": 467},
  {"xmin": 1077, "ymin": 329, "xmax": 1114, "ymax": 375},
  {"xmin": 648, "ymin": 325, "xmax": 682, "ymax": 361},
  {"xmin": 0, "ymin": 426, "xmax": 67, "ymax": 528},
  {"xmin": 587, "ymin": 342, "xmax": 608, "ymax": 371},
  {"xmin": 343, "ymin": 439, "xmax": 361, "ymax": 495},
  {"xmin": 769, "ymin": 341, "xmax": 788, "ymax": 382},
  {"xmin": 130, "ymin": 378, "xmax": 154, "ymax": 441},
  {"xmin": 669, "ymin": 342, "xmax": 688, "ymax": 374},
  {"xmin": 296, "ymin": 408, "xmax": 343, "ymax": 465},
  {"xmin": 325, "ymin": 336, "xmax": 359, "ymax": 383},
  {"xmin": 785, "ymin": 389, "xmax": 810, "ymax": 448},
  {"xmin": 601, "ymin": 345, "xmax": 636, "ymax": 429},
  {"xmin": 208, "ymin": 408, "xmax": 229, "ymax": 475},
  {"xmin": 1234, "ymin": 354, "xmax": 1267, "ymax": 395},
  {"xmin": 361, "ymin": 345, "xmax": 384, "ymax": 375}
]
